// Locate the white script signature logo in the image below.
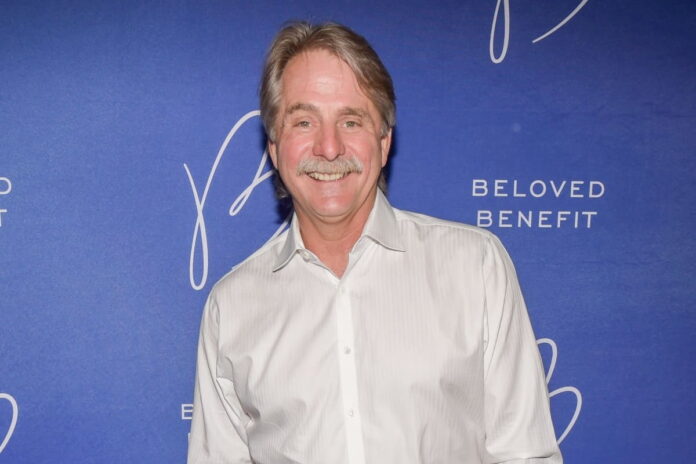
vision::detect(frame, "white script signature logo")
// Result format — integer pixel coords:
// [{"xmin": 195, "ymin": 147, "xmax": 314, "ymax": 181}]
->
[
  {"xmin": 537, "ymin": 338, "xmax": 582, "ymax": 444},
  {"xmin": 0, "ymin": 393, "xmax": 18, "ymax": 454},
  {"xmin": 490, "ymin": 0, "xmax": 590, "ymax": 63},
  {"xmin": 183, "ymin": 110, "xmax": 287, "ymax": 291}
]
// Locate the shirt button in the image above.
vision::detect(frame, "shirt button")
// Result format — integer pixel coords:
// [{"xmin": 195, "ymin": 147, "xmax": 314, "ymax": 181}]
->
[
  {"xmin": 299, "ymin": 250, "xmax": 310, "ymax": 261},
  {"xmin": 343, "ymin": 346, "xmax": 352, "ymax": 355},
  {"xmin": 347, "ymin": 408, "xmax": 355, "ymax": 417}
]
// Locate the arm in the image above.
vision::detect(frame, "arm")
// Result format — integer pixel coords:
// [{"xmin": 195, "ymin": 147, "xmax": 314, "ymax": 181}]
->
[
  {"xmin": 482, "ymin": 235, "xmax": 562, "ymax": 464},
  {"xmin": 188, "ymin": 292, "xmax": 253, "ymax": 464}
]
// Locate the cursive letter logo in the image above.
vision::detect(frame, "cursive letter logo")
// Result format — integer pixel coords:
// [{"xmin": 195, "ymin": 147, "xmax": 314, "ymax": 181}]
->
[
  {"xmin": 537, "ymin": 338, "xmax": 582, "ymax": 444},
  {"xmin": 490, "ymin": 0, "xmax": 590, "ymax": 63},
  {"xmin": 183, "ymin": 110, "xmax": 288, "ymax": 291},
  {"xmin": 489, "ymin": 0, "xmax": 511, "ymax": 64},
  {"xmin": 532, "ymin": 0, "xmax": 590, "ymax": 44},
  {"xmin": 0, "ymin": 393, "xmax": 18, "ymax": 454}
]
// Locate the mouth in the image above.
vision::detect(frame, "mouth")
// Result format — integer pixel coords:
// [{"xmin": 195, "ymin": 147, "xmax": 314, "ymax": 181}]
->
[
  {"xmin": 297, "ymin": 157, "xmax": 363, "ymax": 183},
  {"xmin": 306, "ymin": 171, "xmax": 350, "ymax": 182}
]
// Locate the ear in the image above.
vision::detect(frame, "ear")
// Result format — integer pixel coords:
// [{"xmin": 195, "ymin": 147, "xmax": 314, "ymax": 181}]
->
[
  {"xmin": 380, "ymin": 129, "xmax": 392, "ymax": 167},
  {"xmin": 268, "ymin": 139, "xmax": 279, "ymax": 168}
]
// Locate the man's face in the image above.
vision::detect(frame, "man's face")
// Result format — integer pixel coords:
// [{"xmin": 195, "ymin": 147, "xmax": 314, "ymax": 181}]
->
[{"xmin": 268, "ymin": 49, "xmax": 391, "ymax": 226}]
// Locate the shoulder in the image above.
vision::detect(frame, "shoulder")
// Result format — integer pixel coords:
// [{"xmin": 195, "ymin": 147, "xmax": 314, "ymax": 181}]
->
[
  {"xmin": 208, "ymin": 228, "xmax": 288, "ymax": 298},
  {"xmin": 393, "ymin": 206, "xmax": 499, "ymax": 245},
  {"xmin": 389, "ymin": 206, "xmax": 515, "ymax": 269}
]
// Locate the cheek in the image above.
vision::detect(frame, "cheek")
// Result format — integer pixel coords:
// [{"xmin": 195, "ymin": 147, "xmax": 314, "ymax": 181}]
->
[
  {"xmin": 277, "ymin": 137, "xmax": 309, "ymax": 167},
  {"xmin": 349, "ymin": 138, "xmax": 384, "ymax": 166}
]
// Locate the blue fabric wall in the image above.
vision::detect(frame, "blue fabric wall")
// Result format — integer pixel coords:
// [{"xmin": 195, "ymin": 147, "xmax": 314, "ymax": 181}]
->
[{"xmin": 2, "ymin": 1, "xmax": 694, "ymax": 462}]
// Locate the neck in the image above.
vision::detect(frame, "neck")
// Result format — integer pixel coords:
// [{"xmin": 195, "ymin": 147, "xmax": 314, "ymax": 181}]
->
[{"xmin": 295, "ymin": 191, "xmax": 377, "ymax": 277}]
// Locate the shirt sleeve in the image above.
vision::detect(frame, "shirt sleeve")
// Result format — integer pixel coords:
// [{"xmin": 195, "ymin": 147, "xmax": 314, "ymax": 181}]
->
[
  {"xmin": 481, "ymin": 234, "xmax": 563, "ymax": 464},
  {"xmin": 188, "ymin": 291, "xmax": 253, "ymax": 464}
]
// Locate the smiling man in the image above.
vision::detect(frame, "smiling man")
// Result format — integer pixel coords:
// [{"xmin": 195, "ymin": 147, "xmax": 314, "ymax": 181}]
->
[
  {"xmin": 266, "ymin": 46, "xmax": 391, "ymax": 277},
  {"xmin": 188, "ymin": 22, "xmax": 562, "ymax": 464}
]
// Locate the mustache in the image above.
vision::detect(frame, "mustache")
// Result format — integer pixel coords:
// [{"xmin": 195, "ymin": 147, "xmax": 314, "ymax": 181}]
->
[{"xmin": 296, "ymin": 157, "xmax": 364, "ymax": 176}]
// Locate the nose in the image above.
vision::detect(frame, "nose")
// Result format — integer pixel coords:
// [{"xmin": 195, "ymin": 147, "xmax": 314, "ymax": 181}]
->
[{"xmin": 313, "ymin": 125, "xmax": 344, "ymax": 160}]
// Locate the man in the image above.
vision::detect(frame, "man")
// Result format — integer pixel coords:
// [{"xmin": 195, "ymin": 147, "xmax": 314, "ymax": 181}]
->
[{"xmin": 188, "ymin": 21, "xmax": 562, "ymax": 464}]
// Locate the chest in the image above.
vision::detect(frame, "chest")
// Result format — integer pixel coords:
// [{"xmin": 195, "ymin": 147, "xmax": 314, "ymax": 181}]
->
[{"xmin": 218, "ymin": 252, "xmax": 487, "ymax": 417}]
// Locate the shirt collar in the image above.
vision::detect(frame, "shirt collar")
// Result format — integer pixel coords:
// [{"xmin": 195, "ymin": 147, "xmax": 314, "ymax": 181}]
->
[
  {"xmin": 273, "ymin": 213, "xmax": 304, "ymax": 272},
  {"xmin": 272, "ymin": 190, "xmax": 405, "ymax": 272},
  {"xmin": 362, "ymin": 189, "xmax": 406, "ymax": 253}
]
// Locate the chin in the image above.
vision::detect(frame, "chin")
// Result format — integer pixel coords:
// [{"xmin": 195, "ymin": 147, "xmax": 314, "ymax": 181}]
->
[{"xmin": 309, "ymin": 199, "xmax": 355, "ymax": 219}]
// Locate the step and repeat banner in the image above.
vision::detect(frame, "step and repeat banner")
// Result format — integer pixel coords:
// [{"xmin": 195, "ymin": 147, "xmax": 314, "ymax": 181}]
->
[{"xmin": 2, "ymin": 1, "xmax": 694, "ymax": 462}]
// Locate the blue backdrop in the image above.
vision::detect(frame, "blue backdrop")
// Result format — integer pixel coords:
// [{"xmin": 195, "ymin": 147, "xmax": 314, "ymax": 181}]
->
[{"xmin": 2, "ymin": 1, "xmax": 695, "ymax": 462}]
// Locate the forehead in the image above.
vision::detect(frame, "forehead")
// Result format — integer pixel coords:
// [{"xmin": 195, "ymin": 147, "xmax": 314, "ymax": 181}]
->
[{"xmin": 280, "ymin": 49, "xmax": 371, "ymax": 108}]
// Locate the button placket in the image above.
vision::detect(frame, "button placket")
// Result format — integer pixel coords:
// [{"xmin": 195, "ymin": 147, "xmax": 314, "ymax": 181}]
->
[{"xmin": 334, "ymin": 284, "xmax": 366, "ymax": 464}]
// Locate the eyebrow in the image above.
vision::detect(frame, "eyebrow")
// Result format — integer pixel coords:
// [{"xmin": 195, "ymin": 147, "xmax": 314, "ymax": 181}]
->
[
  {"xmin": 337, "ymin": 107, "xmax": 372, "ymax": 121},
  {"xmin": 285, "ymin": 102, "xmax": 319, "ymax": 116},
  {"xmin": 284, "ymin": 103, "xmax": 372, "ymax": 121}
]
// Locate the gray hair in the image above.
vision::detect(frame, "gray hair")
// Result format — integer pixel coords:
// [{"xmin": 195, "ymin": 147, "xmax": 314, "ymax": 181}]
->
[{"xmin": 260, "ymin": 21, "xmax": 396, "ymax": 142}]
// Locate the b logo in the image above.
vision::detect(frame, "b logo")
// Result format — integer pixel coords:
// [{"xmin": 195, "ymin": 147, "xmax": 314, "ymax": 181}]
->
[
  {"xmin": 0, "ymin": 393, "xmax": 18, "ymax": 454},
  {"xmin": 490, "ymin": 0, "xmax": 590, "ymax": 63},
  {"xmin": 183, "ymin": 110, "xmax": 286, "ymax": 291},
  {"xmin": 537, "ymin": 338, "xmax": 582, "ymax": 444}
]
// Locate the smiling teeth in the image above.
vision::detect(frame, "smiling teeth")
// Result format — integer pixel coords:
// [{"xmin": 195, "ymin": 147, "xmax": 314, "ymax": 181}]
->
[{"xmin": 308, "ymin": 172, "xmax": 348, "ymax": 181}]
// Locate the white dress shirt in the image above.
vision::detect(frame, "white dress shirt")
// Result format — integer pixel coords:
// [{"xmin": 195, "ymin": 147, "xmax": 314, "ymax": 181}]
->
[{"xmin": 188, "ymin": 191, "xmax": 562, "ymax": 464}]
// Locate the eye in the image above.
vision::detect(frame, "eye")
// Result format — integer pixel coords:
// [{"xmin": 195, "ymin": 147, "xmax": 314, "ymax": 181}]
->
[
  {"xmin": 295, "ymin": 120, "xmax": 311, "ymax": 128},
  {"xmin": 343, "ymin": 120, "xmax": 361, "ymax": 128}
]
